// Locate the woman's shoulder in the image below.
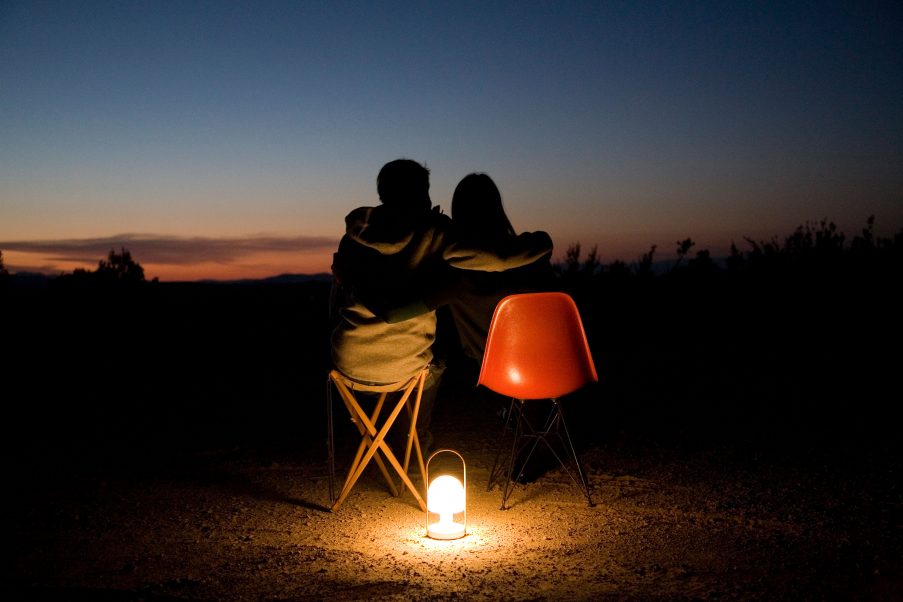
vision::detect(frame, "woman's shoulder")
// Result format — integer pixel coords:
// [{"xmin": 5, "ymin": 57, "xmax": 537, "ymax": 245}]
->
[
  {"xmin": 496, "ymin": 230, "xmax": 553, "ymax": 260},
  {"xmin": 514, "ymin": 230, "xmax": 553, "ymax": 250}
]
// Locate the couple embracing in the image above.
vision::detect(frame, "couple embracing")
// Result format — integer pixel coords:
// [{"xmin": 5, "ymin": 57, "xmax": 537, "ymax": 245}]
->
[{"xmin": 330, "ymin": 158, "xmax": 555, "ymax": 451}]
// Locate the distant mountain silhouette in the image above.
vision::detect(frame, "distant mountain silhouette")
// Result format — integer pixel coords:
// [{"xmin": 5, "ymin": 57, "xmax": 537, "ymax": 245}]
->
[
  {"xmin": 8, "ymin": 271, "xmax": 54, "ymax": 288},
  {"xmin": 5, "ymin": 271, "xmax": 332, "ymax": 286}
]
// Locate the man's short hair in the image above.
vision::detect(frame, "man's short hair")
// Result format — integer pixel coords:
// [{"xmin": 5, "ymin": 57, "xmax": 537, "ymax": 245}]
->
[{"xmin": 377, "ymin": 159, "xmax": 431, "ymax": 212}]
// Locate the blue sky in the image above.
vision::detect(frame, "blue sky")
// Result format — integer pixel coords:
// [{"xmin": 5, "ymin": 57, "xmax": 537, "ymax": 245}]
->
[{"xmin": 1, "ymin": 0, "xmax": 901, "ymax": 280}]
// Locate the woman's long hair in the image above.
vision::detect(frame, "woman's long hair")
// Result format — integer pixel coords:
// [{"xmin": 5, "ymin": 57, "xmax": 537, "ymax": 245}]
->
[{"xmin": 451, "ymin": 173, "xmax": 516, "ymax": 244}]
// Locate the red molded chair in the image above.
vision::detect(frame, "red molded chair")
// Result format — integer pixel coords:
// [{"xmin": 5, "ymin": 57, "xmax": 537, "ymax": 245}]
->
[{"xmin": 479, "ymin": 292, "xmax": 598, "ymax": 508}]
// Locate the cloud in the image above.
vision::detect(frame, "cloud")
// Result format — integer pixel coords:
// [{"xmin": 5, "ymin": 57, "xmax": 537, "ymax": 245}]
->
[{"xmin": 0, "ymin": 233, "xmax": 339, "ymax": 266}]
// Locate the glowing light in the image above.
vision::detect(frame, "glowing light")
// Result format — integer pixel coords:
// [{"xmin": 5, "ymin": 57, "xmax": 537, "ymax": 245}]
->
[{"xmin": 425, "ymin": 450, "xmax": 467, "ymax": 541}]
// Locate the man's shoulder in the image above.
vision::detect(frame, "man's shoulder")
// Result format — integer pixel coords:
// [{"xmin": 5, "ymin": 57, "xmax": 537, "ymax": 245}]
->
[{"xmin": 344, "ymin": 206, "xmax": 375, "ymax": 228}]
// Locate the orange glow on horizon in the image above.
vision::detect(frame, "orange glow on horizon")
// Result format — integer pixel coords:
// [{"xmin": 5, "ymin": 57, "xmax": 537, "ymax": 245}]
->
[{"xmin": 4, "ymin": 249, "xmax": 335, "ymax": 282}]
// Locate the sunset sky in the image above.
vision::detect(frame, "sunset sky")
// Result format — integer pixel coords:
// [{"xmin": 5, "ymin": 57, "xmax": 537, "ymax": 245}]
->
[{"xmin": 2, "ymin": 1, "xmax": 901, "ymax": 281}]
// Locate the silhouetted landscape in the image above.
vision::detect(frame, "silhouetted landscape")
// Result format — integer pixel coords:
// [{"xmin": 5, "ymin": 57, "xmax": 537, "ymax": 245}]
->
[{"xmin": 4, "ymin": 218, "xmax": 901, "ymax": 600}]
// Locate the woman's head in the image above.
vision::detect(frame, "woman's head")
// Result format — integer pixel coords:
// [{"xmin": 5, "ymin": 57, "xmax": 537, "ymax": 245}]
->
[{"xmin": 451, "ymin": 173, "xmax": 515, "ymax": 240}]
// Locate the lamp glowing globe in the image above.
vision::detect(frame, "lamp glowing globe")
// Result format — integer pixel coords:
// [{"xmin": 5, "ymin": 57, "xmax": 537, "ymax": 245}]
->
[{"xmin": 426, "ymin": 474, "xmax": 466, "ymax": 540}]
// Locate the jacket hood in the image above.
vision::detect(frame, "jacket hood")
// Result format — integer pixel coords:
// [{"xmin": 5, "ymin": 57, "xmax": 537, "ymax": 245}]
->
[{"xmin": 344, "ymin": 205, "xmax": 439, "ymax": 255}]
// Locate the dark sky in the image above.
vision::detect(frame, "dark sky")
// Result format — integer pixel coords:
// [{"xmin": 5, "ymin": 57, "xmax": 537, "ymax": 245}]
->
[{"xmin": 2, "ymin": 0, "xmax": 901, "ymax": 280}]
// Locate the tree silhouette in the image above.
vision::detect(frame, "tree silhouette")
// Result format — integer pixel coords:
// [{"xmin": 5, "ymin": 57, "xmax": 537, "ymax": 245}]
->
[
  {"xmin": 564, "ymin": 242, "xmax": 582, "ymax": 275},
  {"xmin": 636, "ymin": 245, "xmax": 657, "ymax": 278},
  {"xmin": 56, "ymin": 247, "xmax": 149, "ymax": 288},
  {"xmin": 581, "ymin": 244, "xmax": 600, "ymax": 277},
  {"xmin": 687, "ymin": 248, "xmax": 716, "ymax": 274},
  {"xmin": 554, "ymin": 216, "xmax": 900, "ymax": 286},
  {"xmin": 850, "ymin": 215, "xmax": 878, "ymax": 259},
  {"xmin": 725, "ymin": 242, "xmax": 744, "ymax": 273},
  {"xmin": 95, "ymin": 248, "xmax": 146, "ymax": 284},
  {"xmin": 671, "ymin": 238, "xmax": 695, "ymax": 271},
  {"xmin": 0, "ymin": 249, "xmax": 8, "ymax": 287}
]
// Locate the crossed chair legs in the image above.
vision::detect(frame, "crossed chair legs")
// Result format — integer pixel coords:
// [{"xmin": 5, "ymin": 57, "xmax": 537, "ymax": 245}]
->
[
  {"xmin": 327, "ymin": 369, "xmax": 428, "ymax": 513},
  {"xmin": 487, "ymin": 397, "xmax": 594, "ymax": 509}
]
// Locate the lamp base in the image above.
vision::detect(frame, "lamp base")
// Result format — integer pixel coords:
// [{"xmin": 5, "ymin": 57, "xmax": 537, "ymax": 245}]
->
[{"xmin": 427, "ymin": 522, "xmax": 465, "ymax": 540}]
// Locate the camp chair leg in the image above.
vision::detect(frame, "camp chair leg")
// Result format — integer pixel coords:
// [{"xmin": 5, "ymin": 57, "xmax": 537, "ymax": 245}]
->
[
  {"xmin": 332, "ymin": 384, "xmax": 395, "ymax": 498},
  {"xmin": 401, "ymin": 371, "xmax": 427, "ymax": 495},
  {"xmin": 342, "ymin": 392, "xmax": 400, "ymax": 497},
  {"xmin": 332, "ymin": 390, "xmax": 426, "ymax": 512},
  {"xmin": 328, "ymin": 379, "xmax": 398, "ymax": 504},
  {"xmin": 332, "ymin": 390, "xmax": 400, "ymax": 509},
  {"xmin": 327, "ymin": 374, "xmax": 336, "ymax": 504},
  {"xmin": 331, "ymin": 401, "xmax": 399, "ymax": 512},
  {"xmin": 327, "ymin": 370, "xmax": 428, "ymax": 513}
]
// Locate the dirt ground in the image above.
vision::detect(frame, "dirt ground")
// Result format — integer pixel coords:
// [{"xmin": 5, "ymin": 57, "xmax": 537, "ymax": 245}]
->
[{"xmin": 8, "ymin": 376, "xmax": 902, "ymax": 602}]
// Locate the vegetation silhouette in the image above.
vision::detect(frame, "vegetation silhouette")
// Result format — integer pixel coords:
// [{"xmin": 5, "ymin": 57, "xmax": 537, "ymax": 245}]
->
[
  {"xmin": 2, "ymin": 217, "xmax": 900, "ymax": 473},
  {"xmin": 554, "ymin": 216, "xmax": 901, "ymax": 461},
  {"xmin": 54, "ymin": 247, "xmax": 154, "ymax": 288},
  {"xmin": 0, "ymin": 249, "xmax": 8, "ymax": 288}
]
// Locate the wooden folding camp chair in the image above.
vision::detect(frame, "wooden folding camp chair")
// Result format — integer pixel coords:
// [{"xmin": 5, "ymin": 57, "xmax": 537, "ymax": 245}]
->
[{"xmin": 326, "ymin": 368, "xmax": 428, "ymax": 513}]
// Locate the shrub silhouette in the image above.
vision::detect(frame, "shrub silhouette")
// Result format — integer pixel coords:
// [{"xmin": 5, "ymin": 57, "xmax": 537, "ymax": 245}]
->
[
  {"xmin": 553, "ymin": 216, "xmax": 901, "ymax": 449},
  {"xmin": 0, "ymin": 249, "xmax": 8, "ymax": 289},
  {"xmin": 556, "ymin": 216, "xmax": 901, "ymax": 284},
  {"xmin": 4, "ymin": 216, "xmax": 898, "ymax": 457},
  {"xmin": 56, "ymin": 247, "xmax": 151, "ymax": 288},
  {"xmin": 672, "ymin": 238, "xmax": 695, "ymax": 271},
  {"xmin": 95, "ymin": 247, "xmax": 146, "ymax": 284}
]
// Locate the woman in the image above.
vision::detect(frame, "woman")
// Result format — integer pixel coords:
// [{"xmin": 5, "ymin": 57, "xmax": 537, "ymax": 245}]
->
[{"xmin": 443, "ymin": 172, "xmax": 557, "ymax": 364}]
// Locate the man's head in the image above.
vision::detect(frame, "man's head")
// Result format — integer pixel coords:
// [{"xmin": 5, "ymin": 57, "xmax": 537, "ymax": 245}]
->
[{"xmin": 377, "ymin": 159, "xmax": 431, "ymax": 213}]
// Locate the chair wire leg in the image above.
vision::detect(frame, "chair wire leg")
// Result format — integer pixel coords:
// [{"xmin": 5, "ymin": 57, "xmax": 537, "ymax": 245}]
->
[
  {"xmin": 488, "ymin": 397, "xmax": 517, "ymax": 492},
  {"xmin": 500, "ymin": 400, "xmax": 525, "ymax": 510},
  {"xmin": 495, "ymin": 398, "xmax": 595, "ymax": 509},
  {"xmin": 554, "ymin": 399, "xmax": 594, "ymax": 507},
  {"xmin": 526, "ymin": 400, "xmax": 591, "ymax": 506},
  {"xmin": 515, "ymin": 401, "xmax": 558, "ymax": 484}
]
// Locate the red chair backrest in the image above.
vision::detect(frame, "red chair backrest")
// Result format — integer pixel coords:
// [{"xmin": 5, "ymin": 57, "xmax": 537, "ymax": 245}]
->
[{"xmin": 477, "ymin": 292, "xmax": 598, "ymax": 399}]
